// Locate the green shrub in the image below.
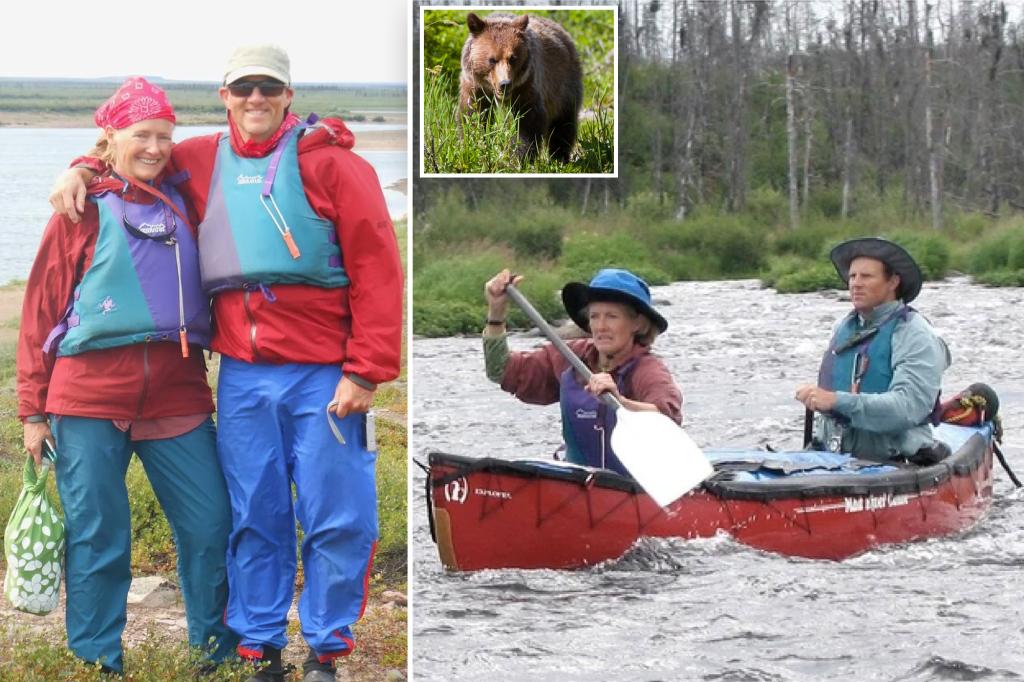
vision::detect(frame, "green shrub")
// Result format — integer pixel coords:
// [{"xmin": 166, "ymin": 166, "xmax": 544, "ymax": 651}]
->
[
  {"xmin": 655, "ymin": 251, "xmax": 719, "ymax": 281},
  {"xmin": 507, "ymin": 221, "xmax": 563, "ymax": 261},
  {"xmin": 769, "ymin": 222, "xmax": 844, "ymax": 259},
  {"xmin": 974, "ymin": 269, "xmax": 1024, "ymax": 287},
  {"xmin": 643, "ymin": 214, "xmax": 767, "ymax": 277},
  {"xmin": 949, "ymin": 211, "xmax": 992, "ymax": 242},
  {"xmin": 883, "ymin": 230, "xmax": 950, "ymax": 280},
  {"xmin": 1008, "ymin": 232, "xmax": 1024, "ymax": 271},
  {"xmin": 413, "ymin": 250, "xmax": 565, "ymax": 336},
  {"xmin": 775, "ymin": 263, "xmax": 844, "ymax": 293},
  {"xmin": 627, "ymin": 191, "xmax": 674, "ymax": 223},
  {"xmin": 413, "ymin": 299, "xmax": 481, "ymax": 338},
  {"xmin": 761, "ymin": 254, "xmax": 817, "ymax": 288},
  {"xmin": 964, "ymin": 226, "xmax": 1024, "ymax": 274},
  {"xmin": 413, "ymin": 187, "xmax": 491, "ymax": 252},
  {"xmin": 561, "ymin": 231, "xmax": 670, "ymax": 285},
  {"xmin": 744, "ymin": 185, "xmax": 788, "ymax": 228},
  {"xmin": 505, "ymin": 209, "xmax": 566, "ymax": 260},
  {"xmin": 807, "ymin": 187, "xmax": 844, "ymax": 219}
]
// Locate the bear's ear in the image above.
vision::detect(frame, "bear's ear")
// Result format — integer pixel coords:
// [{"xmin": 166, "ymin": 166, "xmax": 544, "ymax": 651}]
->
[
  {"xmin": 467, "ymin": 13, "xmax": 486, "ymax": 35},
  {"xmin": 512, "ymin": 14, "xmax": 529, "ymax": 31}
]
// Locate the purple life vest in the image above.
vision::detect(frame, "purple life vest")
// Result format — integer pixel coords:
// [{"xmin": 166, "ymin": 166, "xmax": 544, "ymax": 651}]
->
[
  {"xmin": 46, "ymin": 179, "xmax": 210, "ymax": 356},
  {"xmin": 558, "ymin": 358, "xmax": 639, "ymax": 475}
]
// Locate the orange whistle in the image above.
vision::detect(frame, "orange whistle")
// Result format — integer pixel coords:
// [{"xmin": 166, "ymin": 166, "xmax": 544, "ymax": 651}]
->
[
  {"xmin": 179, "ymin": 329, "xmax": 189, "ymax": 358},
  {"xmin": 283, "ymin": 231, "xmax": 301, "ymax": 259}
]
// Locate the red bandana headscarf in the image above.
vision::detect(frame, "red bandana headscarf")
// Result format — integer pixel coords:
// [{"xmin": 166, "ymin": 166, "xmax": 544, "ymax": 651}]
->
[{"xmin": 94, "ymin": 76, "xmax": 176, "ymax": 129}]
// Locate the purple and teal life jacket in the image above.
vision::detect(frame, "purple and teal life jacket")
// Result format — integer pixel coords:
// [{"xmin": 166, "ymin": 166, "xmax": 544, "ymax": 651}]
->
[
  {"xmin": 46, "ymin": 178, "xmax": 211, "ymax": 357},
  {"xmin": 197, "ymin": 121, "xmax": 349, "ymax": 294},
  {"xmin": 558, "ymin": 358, "xmax": 639, "ymax": 476},
  {"xmin": 817, "ymin": 306, "xmax": 910, "ymax": 397}
]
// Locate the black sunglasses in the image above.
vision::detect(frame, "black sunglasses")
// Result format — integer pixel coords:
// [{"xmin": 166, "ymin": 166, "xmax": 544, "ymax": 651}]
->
[{"xmin": 227, "ymin": 80, "xmax": 287, "ymax": 98}]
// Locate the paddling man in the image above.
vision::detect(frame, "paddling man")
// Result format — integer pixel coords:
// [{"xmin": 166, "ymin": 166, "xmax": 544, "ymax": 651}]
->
[
  {"xmin": 795, "ymin": 237, "xmax": 950, "ymax": 464},
  {"xmin": 49, "ymin": 45, "xmax": 402, "ymax": 682}
]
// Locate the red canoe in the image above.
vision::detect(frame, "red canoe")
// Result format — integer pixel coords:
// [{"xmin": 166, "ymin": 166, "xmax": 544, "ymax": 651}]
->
[{"xmin": 426, "ymin": 423, "xmax": 995, "ymax": 571}]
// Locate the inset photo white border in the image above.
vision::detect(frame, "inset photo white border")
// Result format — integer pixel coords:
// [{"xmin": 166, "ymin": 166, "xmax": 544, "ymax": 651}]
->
[{"xmin": 418, "ymin": 4, "xmax": 618, "ymax": 178}]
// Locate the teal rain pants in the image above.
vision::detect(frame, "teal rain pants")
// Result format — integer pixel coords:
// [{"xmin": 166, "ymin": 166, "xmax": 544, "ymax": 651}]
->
[{"xmin": 51, "ymin": 416, "xmax": 237, "ymax": 672}]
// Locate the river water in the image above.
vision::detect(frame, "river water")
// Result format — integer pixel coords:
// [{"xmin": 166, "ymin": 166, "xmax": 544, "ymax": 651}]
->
[
  {"xmin": 0, "ymin": 124, "xmax": 407, "ymax": 286},
  {"xmin": 411, "ymin": 277, "xmax": 1024, "ymax": 681}
]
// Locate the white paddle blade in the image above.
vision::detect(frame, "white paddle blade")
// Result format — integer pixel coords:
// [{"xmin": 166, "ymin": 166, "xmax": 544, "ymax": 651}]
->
[{"xmin": 610, "ymin": 410, "xmax": 714, "ymax": 507}]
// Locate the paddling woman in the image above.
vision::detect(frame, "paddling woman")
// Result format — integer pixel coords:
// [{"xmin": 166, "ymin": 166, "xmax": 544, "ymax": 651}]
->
[
  {"xmin": 483, "ymin": 268, "xmax": 682, "ymax": 476},
  {"xmin": 15, "ymin": 78, "xmax": 235, "ymax": 673}
]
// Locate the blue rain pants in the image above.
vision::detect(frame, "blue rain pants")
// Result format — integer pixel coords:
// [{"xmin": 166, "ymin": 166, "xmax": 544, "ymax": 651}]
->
[
  {"xmin": 216, "ymin": 357, "xmax": 378, "ymax": 658},
  {"xmin": 50, "ymin": 416, "xmax": 236, "ymax": 673}
]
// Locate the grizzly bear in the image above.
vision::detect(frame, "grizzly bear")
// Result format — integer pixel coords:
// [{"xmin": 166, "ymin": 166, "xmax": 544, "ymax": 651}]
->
[{"xmin": 458, "ymin": 12, "xmax": 583, "ymax": 163}]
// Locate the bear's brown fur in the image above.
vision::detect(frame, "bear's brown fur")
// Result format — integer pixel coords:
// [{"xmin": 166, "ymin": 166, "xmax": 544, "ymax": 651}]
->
[{"xmin": 459, "ymin": 12, "xmax": 583, "ymax": 162}]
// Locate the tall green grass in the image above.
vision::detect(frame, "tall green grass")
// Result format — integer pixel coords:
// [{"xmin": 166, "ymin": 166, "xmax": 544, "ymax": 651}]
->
[{"xmin": 421, "ymin": 69, "xmax": 614, "ymax": 174}]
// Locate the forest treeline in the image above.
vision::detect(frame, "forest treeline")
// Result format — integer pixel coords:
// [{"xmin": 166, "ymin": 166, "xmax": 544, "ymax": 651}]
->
[
  {"xmin": 413, "ymin": 0, "xmax": 1024, "ymax": 337},
  {"xmin": 0, "ymin": 80, "xmax": 405, "ymax": 125}
]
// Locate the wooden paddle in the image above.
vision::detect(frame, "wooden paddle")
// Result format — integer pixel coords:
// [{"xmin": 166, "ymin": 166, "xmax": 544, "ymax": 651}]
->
[{"xmin": 505, "ymin": 284, "xmax": 713, "ymax": 507}]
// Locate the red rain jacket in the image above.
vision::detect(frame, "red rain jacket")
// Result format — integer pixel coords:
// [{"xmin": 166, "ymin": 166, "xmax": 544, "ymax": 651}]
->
[
  {"xmin": 17, "ymin": 181, "xmax": 215, "ymax": 421},
  {"xmin": 168, "ymin": 119, "xmax": 403, "ymax": 385}
]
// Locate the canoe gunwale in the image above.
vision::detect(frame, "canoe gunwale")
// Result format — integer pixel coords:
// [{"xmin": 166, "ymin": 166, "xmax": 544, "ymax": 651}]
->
[{"xmin": 427, "ymin": 429, "xmax": 990, "ymax": 504}]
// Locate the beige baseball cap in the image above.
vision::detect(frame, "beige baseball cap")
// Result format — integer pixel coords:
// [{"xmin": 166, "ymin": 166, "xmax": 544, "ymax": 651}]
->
[{"xmin": 224, "ymin": 44, "xmax": 291, "ymax": 85}]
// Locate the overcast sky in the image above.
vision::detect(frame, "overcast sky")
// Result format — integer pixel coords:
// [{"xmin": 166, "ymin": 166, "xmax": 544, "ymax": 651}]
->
[{"xmin": 1, "ymin": 0, "xmax": 407, "ymax": 83}]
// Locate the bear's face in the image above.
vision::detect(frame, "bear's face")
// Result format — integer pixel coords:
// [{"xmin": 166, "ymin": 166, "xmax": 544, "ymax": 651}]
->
[{"xmin": 466, "ymin": 14, "xmax": 530, "ymax": 101}]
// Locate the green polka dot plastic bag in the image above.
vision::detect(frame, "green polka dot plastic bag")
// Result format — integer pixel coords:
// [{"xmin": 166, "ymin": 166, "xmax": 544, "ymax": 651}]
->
[{"xmin": 3, "ymin": 456, "xmax": 65, "ymax": 615}]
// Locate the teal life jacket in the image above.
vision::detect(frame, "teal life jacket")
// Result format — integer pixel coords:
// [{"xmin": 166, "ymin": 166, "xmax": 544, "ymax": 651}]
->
[
  {"xmin": 817, "ymin": 306, "xmax": 910, "ymax": 397},
  {"xmin": 48, "ymin": 179, "xmax": 211, "ymax": 356},
  {"xmin": 197, "ymin": 122, "xmax": 349, "ymax": 294}
]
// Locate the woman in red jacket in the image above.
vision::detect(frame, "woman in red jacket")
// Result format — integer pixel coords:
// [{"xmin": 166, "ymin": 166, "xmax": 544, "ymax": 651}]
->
[
  {"xmin": 482, "ymin": 267, "xmax": 683, "ymax": 476},
  {"xmin": 15, "ymin": 77, "xmax": 236, "ymax": 675}
]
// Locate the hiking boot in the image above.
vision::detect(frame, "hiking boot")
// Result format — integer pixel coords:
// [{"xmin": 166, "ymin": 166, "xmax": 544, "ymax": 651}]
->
[
  {"xmin": 302, "ymin": 647, "xmax": 338, "ymax": 681},
  {"xmin": 243, "ymin": 646, "xmax": 285, "ymax": 682}
]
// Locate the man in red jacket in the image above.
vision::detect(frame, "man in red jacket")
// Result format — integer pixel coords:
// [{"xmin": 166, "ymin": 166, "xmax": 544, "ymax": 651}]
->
[{"xmin": 52, "ymin": 45, "xmax": 402, "ymax": 682}]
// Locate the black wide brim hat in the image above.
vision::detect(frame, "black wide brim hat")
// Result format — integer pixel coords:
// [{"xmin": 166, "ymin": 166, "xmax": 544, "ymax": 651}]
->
[
  {"xmin": 561, "ymin": 268, "xmax": 669, "ymax": 335},
  {"xmin": 830, "ymin": 237, "xmax": 923, "ymax": 304}
]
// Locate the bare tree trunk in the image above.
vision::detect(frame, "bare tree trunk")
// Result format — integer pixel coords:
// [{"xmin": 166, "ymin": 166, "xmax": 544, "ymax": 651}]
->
[
  {"xmin": 786, "ymin": 52, "xmax": 800, "ymax": 230},
  {"xmin": 802, "ymin": 98, "xmax": 814, "ymax": 211},
  {"xmin": 581, "ymin": 179, "xmax": 592, "ymax": 215},
  {"xmin": 675, "ymin": 108, "xmax": 696, "ymax": 220},
  {"xmin": 654, "ymin": 126, "xmax": 663, "ymax": 205},
  {"xmin": 841, "ymin": 114, "xmax": 855, "ymax": 219},
  {"xmin": 925, "ymin": 6, "xmax": 943, "ymax": 230}
]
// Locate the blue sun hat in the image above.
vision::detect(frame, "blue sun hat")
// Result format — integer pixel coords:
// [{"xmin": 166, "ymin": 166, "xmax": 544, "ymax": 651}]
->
[{"xmin": 561, "ymin": 268, "xmax": 668, "ymax": 334}]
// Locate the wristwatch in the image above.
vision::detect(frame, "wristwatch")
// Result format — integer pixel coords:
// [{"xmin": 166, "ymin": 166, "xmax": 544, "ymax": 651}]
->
[{"xmin": 24, "ymin": 415, "xmax": 47, "ymax": 424}]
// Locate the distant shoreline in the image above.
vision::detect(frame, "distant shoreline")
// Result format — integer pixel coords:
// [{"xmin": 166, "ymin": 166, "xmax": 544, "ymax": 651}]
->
[{"xmin": 0, "ymin": 114, "xmax": 407, "ymax": 152}]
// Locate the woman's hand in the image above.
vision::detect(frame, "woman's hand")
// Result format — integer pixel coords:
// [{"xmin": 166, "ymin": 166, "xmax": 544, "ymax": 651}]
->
[
  {"xmin": 484, "ymin": 269, "xmax": 523, "ymax": 321},
  {"xmin": 23, "ymin": 422, "xmax": 53, "ymax": 468},
  {"xmin": 585, "ymin": 372, "xmax": 621, "ymax": 400}
]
